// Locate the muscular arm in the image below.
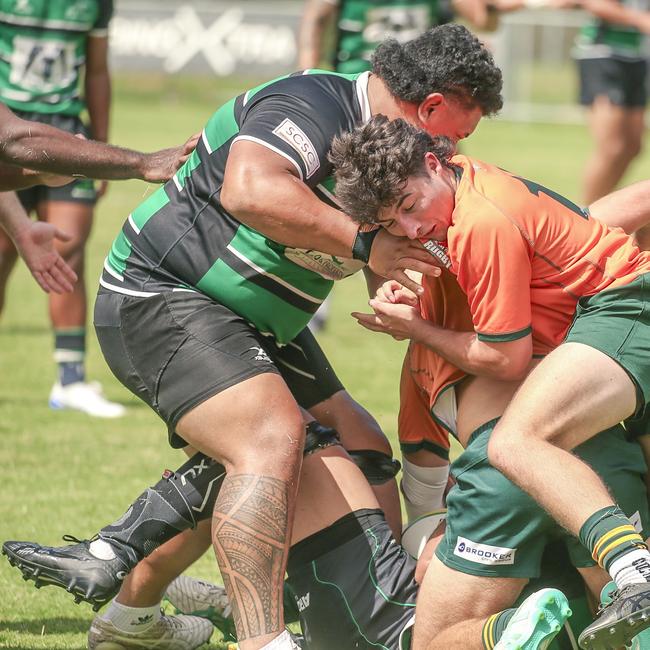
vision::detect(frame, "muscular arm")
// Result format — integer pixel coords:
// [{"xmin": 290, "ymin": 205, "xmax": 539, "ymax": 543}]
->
[
  {"xmin": 85, "ymin": 36, "xmax": 111, "ymax": 143},
  {"xmin": 0, "ymin": 104, "xmax": 198, "ymax": 186},
  {"xmin": 297, "ymin": 0, "xmax": 338, "ymax": 69},
  {"xmin": 221, "ymin": 140, "xmax": 443, "ymax": 292},
  {"xmin": 589, "ymin": 179, "xmax": 650, "ymax": 234},
  {"xmin": 354, "ymin": 295, "xmax": 533, "ymax": 380}
]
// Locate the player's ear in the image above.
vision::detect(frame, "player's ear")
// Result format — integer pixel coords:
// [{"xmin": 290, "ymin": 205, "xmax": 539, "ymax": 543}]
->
[
  {"xmin": 417, "ymin": 93, "xmax": 444, "ymax": 124},
  {"xmin": 424, "ymin": 151, "xmax": 443, "ymax": 176}
]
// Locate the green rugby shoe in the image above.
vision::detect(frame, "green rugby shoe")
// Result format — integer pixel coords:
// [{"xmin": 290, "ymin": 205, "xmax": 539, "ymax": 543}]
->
[{"xmin": 495, "ymin": 588, "xmax": 572, "ymax": 649}]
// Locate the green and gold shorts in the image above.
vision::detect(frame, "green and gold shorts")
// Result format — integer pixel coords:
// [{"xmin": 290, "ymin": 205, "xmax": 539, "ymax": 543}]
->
[{"xmin": 435, "ymin": 418, "xmax": 649, "ymax": 578}]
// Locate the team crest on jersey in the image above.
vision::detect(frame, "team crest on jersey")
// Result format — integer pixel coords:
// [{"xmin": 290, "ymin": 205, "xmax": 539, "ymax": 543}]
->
[{"xmin": 272, "ymin": 119, "xmax": 320, "ymax": 179}]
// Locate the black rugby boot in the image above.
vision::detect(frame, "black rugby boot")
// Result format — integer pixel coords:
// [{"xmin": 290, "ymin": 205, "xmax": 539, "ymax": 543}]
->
[{"xmin": 2, "ymin": 535, "xmax": 131, "ymax": 611}]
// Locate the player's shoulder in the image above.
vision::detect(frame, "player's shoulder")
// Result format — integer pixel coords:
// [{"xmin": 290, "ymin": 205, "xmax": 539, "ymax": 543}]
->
[{"xmin": 244, "ymin": 70, "xmax": 364, "ymax": 107}]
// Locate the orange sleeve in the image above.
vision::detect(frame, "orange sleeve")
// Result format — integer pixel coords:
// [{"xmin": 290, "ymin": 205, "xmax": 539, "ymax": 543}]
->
[{"xmin": 450, "ymin": 200, "xmax": 533, "ymax": 342}]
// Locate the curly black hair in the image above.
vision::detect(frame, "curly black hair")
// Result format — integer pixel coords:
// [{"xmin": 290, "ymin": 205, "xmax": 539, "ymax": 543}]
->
[
  {"xmin": 329, "ymin": 115, "xmax": 455, "ymax": 224},
  {"xmin": 372, "ymin": 24, "xmax": 503, "ymax": 116}
]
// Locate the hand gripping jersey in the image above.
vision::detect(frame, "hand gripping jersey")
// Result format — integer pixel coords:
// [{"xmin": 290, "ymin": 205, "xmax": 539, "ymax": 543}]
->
[
  {"xmin": 447, "ymin": 155, "xmax": 650, "ymax": 357},
  {"xmin": 334, "ymin": 0, "xmax": 452, "ymax": 73},
  {"xmin": 0, "ymin": 0, "xmax": 112, "ymax": 115},
  {"xmin": 398, "ymin": 269, "xmax": 470, "ymax": 456},
  {"xmin": 101, "ymin": 71, "xmax": 371, "ymax": 344}
]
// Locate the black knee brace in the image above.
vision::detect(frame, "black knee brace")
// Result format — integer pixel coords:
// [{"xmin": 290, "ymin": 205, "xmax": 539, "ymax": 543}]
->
[
  {"xmin": 304, "ymin": 421, "xmax": 341, "ymax": 455},
  {"xmin": 99, "ymin": 453, "xmax": 226, "ymax": 567},
  {"xmin": 348, "ymin": 449, "xmax": 401, "ymax": 485}
]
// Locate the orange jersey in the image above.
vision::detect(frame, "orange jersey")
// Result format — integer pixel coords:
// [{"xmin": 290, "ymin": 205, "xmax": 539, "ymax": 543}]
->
[
  {"xmin": 447, "ymin": 155, "xmax": 650, "ymax": 355},
  {"xmin": 398, "ymin": 270, "xmax": 471, "ymax": 456}
]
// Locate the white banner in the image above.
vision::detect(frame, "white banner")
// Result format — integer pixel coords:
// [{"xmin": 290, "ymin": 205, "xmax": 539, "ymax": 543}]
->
[{"xmin": 110, "ymin": 2, "xmax": 301, "ymax": 76}]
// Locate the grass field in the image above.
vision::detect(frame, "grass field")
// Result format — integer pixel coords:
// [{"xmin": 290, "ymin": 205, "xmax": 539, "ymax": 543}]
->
[{"xmin": 1, "ymin": 73, "xmax": 650, "ymax": 650}]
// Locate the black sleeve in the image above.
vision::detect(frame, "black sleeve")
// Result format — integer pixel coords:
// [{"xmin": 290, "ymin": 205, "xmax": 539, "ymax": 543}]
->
[
  {"xmin": 234, "ymin": 91, "xmax": 350, "ymax": 189},
  {"xmin": 92, "ymin": 0, "xmax": 113, "ymax": 33}
]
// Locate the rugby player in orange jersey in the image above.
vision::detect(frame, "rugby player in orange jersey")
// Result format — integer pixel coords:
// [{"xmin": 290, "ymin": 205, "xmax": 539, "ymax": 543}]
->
[{"xmin": 329, "ymin": 114, "xmax": 650, "ymax": 650}]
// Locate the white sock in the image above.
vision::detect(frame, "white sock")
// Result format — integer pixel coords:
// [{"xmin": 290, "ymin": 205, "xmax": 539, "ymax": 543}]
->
[
  {"xmin": 609, "ymin": 548, "xmax": 650, "ymax": 588},
  {"xmin": 401, "ymin": 459, "xmax": 449, "ymax": 523},
  {"xmin": 261, "ymin": 630, "xmax": 300, "ymax": 649},
  {"xmin": 88, "ymin": 538, "xmax": 117, "ymax": 560},
  {"xmin": 101, "ymin": 599, "xmax": 162, "ymax": 633}
]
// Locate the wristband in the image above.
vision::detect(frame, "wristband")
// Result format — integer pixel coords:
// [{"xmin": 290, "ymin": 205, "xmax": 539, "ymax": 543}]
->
[{"xmin": 352, "ymin": 228, "xmax": 380, "ymax": 263}]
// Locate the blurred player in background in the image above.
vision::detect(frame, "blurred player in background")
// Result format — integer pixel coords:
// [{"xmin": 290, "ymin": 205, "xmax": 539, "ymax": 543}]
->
[
  {"xmin": 0, "ymin": 0, "xmax": 123, "ymax": 417},
  {"xmin": 569, "ymin": 0, "xmax": 650, "ymax": 205}
]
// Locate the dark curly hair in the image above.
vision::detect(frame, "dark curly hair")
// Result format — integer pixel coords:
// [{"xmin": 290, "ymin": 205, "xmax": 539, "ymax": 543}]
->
[
  {"xmin": 329, "ymin": 115, "xmax": 455, "ymax": 224},
  {"xmin": 373, "ymin": 24, "xmax": 503, "ymax": 116}
]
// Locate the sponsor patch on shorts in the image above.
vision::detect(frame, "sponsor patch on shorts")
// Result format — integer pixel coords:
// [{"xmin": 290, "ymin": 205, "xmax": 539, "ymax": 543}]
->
[
  {"xmin": 272, "ymin": 118, "xmax": 320, "ymax": 178},
  {"xmin": 453, "ymin": 536, "xmax": 516, "ymax": 565}
]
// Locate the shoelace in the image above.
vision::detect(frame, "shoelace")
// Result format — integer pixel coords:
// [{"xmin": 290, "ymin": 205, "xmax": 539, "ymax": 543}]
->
[{"xmin": 61, "ymin": 534, "xmax": 99, "ymax": 545}]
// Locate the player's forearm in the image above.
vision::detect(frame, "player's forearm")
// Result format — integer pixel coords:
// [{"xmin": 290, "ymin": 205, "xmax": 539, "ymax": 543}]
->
[
  {"xmin": 222, "ymin": 168, "xmax": 359, "ymax": 257},
  {"xmin": 578, "ymin": 0, "xmax": 648, "ymax": 29},
  {"xmin": 0, "ymin": 118, "xmax": 165, "ymax": 181},
  {"xmin": 297, "ymin": 0, "xmax": 336, "ymax": 68},
  {"xmin": 0, "ymin": 191, "xmax": 33, "ymax": 242},
  {"xmin": 589, "ymin": 179, "xmax": 650, "ymax": 234},
  {"xmin": 412, "ymin": 321, "xmax": 530, "ymax": 380},
  {"xmin": 85, "ymin": 70, "xmax": 111, "ymax": 142}
]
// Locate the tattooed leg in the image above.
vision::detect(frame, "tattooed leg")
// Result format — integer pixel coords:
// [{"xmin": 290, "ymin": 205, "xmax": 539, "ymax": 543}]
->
[{"xmin": 212, "ymin": 475, "xmax": 290, "ymax": 645}]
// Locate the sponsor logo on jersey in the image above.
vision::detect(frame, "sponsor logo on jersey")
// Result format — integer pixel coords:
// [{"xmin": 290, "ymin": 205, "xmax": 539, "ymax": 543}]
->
[
  {"xmin": 284, "ymin": 247, "xmax": 364, "ymax": 280},
  {"xmin": 272, "ymin": 118, "xmax": 320, "ymax": 179},
  {"xmin": 421, "ymin": 239, "xmax": 452, "ymax": 270},
  {"xmin": 249, "ymin": 346, "xmax": 271, "ymax": 363},
  {"xmin": 454, "ymin": 536, "xmax": 516, "ymax": 565},
  {"xmin": 296, "ymin": 593, "xmax": 310, "ymax": 612}
]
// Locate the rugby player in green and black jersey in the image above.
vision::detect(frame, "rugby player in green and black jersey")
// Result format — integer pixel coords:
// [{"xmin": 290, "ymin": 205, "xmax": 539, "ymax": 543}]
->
[
  {"xmin": 2, "ymin": 24, "xmax": 502, "ymax": 650},
  {"xmin": 0, "ymin": 0, "xmax": 124, "ymax": 417}
]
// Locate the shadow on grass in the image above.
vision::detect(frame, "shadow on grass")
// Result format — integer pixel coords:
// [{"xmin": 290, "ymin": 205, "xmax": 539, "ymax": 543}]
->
[{"xmin": 0, "ymin": 616, "xmax": 89, "ymax": 635}]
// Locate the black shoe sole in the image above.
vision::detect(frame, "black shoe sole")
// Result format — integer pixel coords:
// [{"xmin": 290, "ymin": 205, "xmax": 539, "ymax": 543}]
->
[
  {"xmin": 2, "ymin": 545, "xmax": 112, "ymax": 611},
  {"xmin": 578, "ymin": 605, "xmax": 650, "ymax": 649}
]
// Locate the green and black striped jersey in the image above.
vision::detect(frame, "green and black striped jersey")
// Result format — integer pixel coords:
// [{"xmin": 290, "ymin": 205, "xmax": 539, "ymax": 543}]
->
[
  {"xmin": 101, "ymin": 71, "xmax": 371, "ymax": 344},
  {"xmin": 574, "ymin": 0, "xmax": 650, "ymax": 60},
  {"xmin": 0, "ymin": 0, "xmax": 112, "ymax": 115},
  {"xmin": 334, "ymin": 0, "xmax": 452, "ymax": 73}
]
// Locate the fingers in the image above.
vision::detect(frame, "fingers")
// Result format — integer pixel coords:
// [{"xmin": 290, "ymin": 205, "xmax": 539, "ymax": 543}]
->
[
  {"xmin": 351, "ymin": 311, "xmax": 391, "ymax": 334},
  {"xmin": 399, "ymin": 258, "xmax": 442, "ymax": 277},
  {"xmin": 184, "ymin": 132, "xmax": 201, "ymax": 154},
  {"xmin": 51, "ymin": 256, "xmax": 77, "ymax": 293},
  {"xmin": 32, "ymin": 270, "xmax": 52, "ymax": 293},
  {"xmin": 375, "ymin": 280, "xmax": 402, "ymax": 303},
  {"xmin": 390, "ymin": 269, "xmax": 425, "ymax": 296}
]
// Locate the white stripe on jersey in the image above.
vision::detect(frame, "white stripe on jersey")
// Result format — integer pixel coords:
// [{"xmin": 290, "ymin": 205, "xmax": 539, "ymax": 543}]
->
[
  {"xmin": 356, "ymin": 71, "xmax": 372, "ymax": 124},
  {"xmin": 127, "ymin": 214, "xmax": 140, "ymax": 235},
  {"xmin": 231, "ymin": 135, "xmax": 304, "ymax": 181},
  {"xmin": 103, "ymin": 258, "xmax": 124, "ymax": 282},
  {"xmin": 201, "ymin": 129, "xmax": 213, "ymax": 154},
  {"xmin": 275, "ymin": 357, "xmax": 316, "ymax": 380},
  {"xmin": 99, "ymin": 277, "xmax": 158, "ymax": 297},
  {"xmin": 226, "ymin": 244, "xmax": 323, "ymax": 305}
]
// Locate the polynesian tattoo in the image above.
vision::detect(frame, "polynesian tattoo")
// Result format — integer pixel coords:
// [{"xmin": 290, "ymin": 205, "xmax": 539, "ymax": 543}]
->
[{"xmin": 212, "ymin": 474, "xmax": 290, "ymax": 641}]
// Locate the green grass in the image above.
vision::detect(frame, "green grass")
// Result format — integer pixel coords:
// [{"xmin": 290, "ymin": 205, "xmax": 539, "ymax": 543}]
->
[{"xmin": 2, "ymin": 73, "xmax": 650, "ymax": 649}]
